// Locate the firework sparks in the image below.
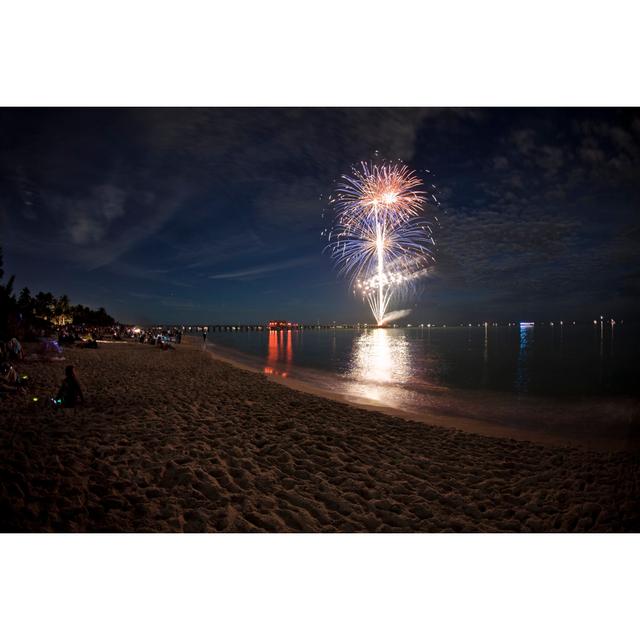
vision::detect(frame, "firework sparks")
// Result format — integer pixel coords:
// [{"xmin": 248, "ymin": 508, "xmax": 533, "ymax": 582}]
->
[{"xmin": 325, "ymin": 161, "xmax": 436, "ymax": 326}]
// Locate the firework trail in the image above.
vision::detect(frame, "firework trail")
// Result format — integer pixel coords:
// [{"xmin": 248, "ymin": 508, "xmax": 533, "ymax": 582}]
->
[{"xmin": 324, "ymin": 161, "xmax": 437, "ymax": 326}]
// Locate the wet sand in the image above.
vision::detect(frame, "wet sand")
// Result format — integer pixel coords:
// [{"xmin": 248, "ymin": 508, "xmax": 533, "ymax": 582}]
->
[{"xmin": 1, "ymin": 340, "xmax": 638, "ymax": 532}]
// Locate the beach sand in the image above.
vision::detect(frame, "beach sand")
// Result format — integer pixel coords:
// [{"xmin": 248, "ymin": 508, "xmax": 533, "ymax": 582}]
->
[{"xmin": 1, "ymin": 339, "xmax": 638, "ymax": 532}]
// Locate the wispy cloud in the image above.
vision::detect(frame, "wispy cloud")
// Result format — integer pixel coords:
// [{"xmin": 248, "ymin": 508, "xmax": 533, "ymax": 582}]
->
[
  {"xmin": 127, "ymin": 290, "xmax": 200, "ymax": 309},
  {"xmin": 208, "ymin": 256, "xmax": 313, "ymax": 280},
  {"xmin": 107, "ymin": 261, "xmax": 193, "ymax": 288}
]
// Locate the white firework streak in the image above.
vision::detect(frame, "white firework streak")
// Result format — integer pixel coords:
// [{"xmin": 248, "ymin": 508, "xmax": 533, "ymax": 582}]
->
[{"xmin": 326, "ymin": 161, "xmax": 437, "ymax": 325}]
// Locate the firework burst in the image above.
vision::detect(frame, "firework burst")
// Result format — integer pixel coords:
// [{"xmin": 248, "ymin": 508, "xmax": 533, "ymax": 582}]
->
[{"xmin": 325, "ymin": 161, "xmax": 437, "ymax": 326}]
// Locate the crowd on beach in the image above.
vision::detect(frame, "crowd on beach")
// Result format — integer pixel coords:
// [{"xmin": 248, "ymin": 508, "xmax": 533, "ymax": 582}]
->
[
  {"xmin": 1, "ymin": 324, "xmax": 186, "ymax": 406},
  {"xmin": 134, "ymin": 327, "xmax": 183, "ymax": 349},
  {"xmin": 0, "ymin": 337, "xmax": 28, "ymax": 394},
  {"xmin": 0, "ymin": 331, "xmax": 88, "ymax": 405}
]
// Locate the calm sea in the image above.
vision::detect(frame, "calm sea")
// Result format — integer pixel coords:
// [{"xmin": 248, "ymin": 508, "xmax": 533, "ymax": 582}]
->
[{"xmin": 197, "ymin": 324, "xmax": 640, "ymax": 447}]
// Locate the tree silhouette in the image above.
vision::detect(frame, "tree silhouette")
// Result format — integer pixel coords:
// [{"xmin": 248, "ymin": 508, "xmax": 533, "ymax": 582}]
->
[
  {"xmin": 0, "ymin": 245, "xmax": 117, "ymax": 338},
  {"xmin": 0, "ymin": 248, "xmax": 17, "ymax": 338}
]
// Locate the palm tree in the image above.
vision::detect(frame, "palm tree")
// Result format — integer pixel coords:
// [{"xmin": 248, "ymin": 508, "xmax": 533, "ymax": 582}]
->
[
  {"xmin": 34, "ymin": 291, "xmax": 55, "ymax": 320},
  {"xmin": 53, "ymin": 294, "xmax": 72, "ymax": 325}
]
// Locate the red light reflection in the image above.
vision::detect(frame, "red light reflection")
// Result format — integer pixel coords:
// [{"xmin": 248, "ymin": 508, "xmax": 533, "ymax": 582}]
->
[{"xmin": 265, "ymin": 329, "xmax": 293, "ymax": 377}]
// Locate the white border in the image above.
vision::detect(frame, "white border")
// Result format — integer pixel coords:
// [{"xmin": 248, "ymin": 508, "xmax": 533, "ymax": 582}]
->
[
  {"xmin": 1, "ymin": 534, "xmax": 638, "ymax": 640},
  {"xmin": 1, "ymin": 1, "xmax": 639, "ymax": 106}
]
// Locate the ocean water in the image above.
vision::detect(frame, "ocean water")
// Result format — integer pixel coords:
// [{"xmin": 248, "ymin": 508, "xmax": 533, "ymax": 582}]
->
[{"xmin": 198, "ymin": 324, "xmax": 640, "ymax": 447}]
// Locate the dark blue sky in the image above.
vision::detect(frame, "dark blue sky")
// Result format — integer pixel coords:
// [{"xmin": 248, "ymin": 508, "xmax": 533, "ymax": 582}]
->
[{"xmin": 1, "ymin": 108, "xmax": 639, "ymax": 324}]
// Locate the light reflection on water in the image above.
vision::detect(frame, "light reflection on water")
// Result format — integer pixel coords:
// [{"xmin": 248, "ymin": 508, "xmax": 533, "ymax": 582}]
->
[
  {"xmin": 516, "ymin": 323, "xmax": 533, "ymax": 393},
  {"xmin": 345, "ymin": 328, "xmax": 411, "ymax": 404},
  {"xmin": 263, "ymin": 329, "xmax": 291, "ymax": 378}
]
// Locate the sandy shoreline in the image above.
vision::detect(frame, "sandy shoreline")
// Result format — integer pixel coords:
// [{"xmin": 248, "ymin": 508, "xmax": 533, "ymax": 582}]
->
[{"xmin": 1, "ymin": 339, "xmax": 638, "ymax": 532}]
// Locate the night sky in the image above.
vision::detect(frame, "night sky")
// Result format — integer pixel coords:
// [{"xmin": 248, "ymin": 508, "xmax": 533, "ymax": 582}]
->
[{"xmin": 1, "ymin": 108, "xmax": 639, "ymax": 325}]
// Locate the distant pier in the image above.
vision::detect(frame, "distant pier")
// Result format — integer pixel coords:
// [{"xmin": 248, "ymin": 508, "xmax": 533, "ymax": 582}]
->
[
  {"xmin": 191, "ymin": 324, "xmax": 365, "ymax": 332},
  {"xmin": 145, "ymin": 320, "xmax": 612, "ymax": 333}
]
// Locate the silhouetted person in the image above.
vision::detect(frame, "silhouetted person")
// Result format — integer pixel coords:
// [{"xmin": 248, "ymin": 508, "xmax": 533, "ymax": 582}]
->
[
  {"xmin": 8, "ymin": 337, "xmax": 24, "ymax": 361},
  {"xmin": 0, "ymin": 362, "xmax": 22, "ymax": 394},
  {"xmin": 202, "ymin": 331, "xmax": 207, "ymax": 344},
  {"xmin": 55, "ymin": 365, "xmax": 84, "ymax": 408},
  {"xmin": 1, "ymin": 362, "xmax": 19, "ymax": 386}
]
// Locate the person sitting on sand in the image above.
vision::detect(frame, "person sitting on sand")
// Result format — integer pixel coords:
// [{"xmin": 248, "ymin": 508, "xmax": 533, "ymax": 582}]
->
[
  {"xmin": 8, "ymin": 337, "xmax": 24, "ymax": 361},
  {"xmin": 1, "ymin": 362, "xmax": 20, "ymax": 385},
  {"xmin": 55, "ymin": 364, "xmax": 84, "ymax": 407},
  {"xmin": 0, "ymin": 362, "xmax": 23, "ymax": 394}
]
